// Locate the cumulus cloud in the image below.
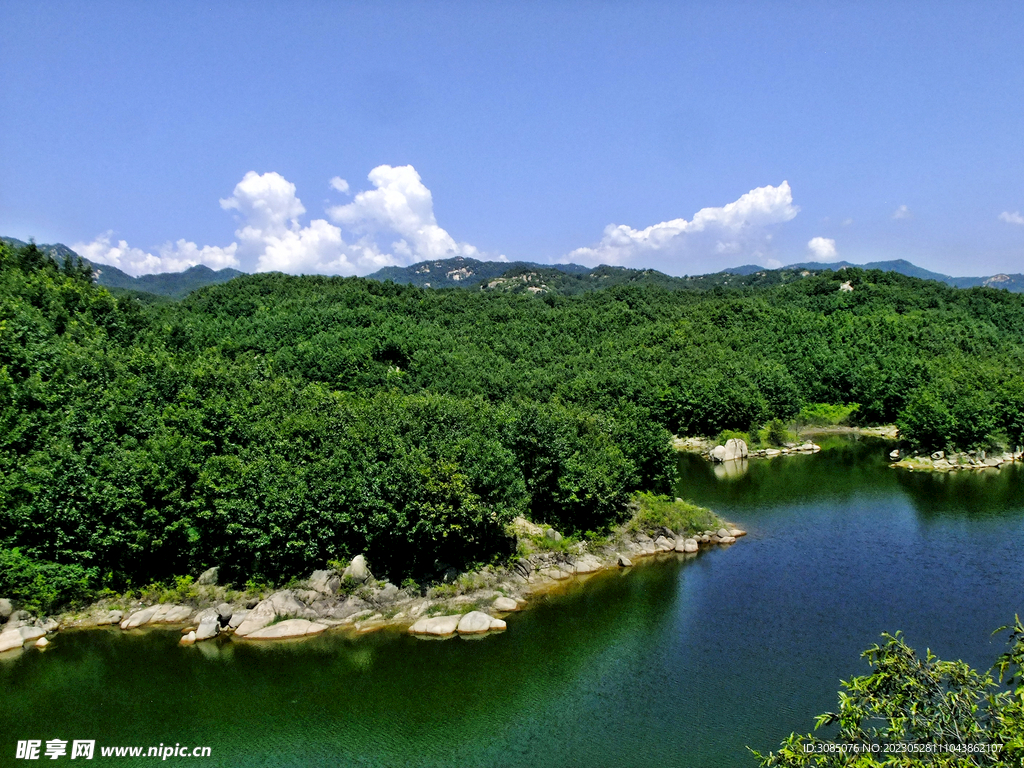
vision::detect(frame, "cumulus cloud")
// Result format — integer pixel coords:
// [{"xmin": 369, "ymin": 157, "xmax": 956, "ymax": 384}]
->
[
  {"xmin": 564, "ymin": 182, "xmax": 798, "ymax": 267},
  {"xmin": 892, "ymin": 204, "xmax": 911, "ymax": 220},
  {"xmin": 71, "ymin": 231, "xmax": 239, "ymax": 276},
  {"xmin": 807, "ymin": 236, "xmax": 838, "ymax": 261},
  {"xmin": 327, "ymin": 165, "xmax": 478, "ymax": 261},
  {"xmin": 73, "ymin": 165, "xmax": 489, "ymax": 277},
  {"xmin": 999, "ymin": 211, "xmax": 1024, "ymax": 225}
]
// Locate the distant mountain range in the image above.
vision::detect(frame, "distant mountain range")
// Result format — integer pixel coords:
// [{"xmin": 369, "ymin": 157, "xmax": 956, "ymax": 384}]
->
[
  {"xmin": 4, "ymin": 236, "xmax": 1023, "ymax": 297},
  {"xmin": 1, "ymin": 237, "xmax": 244, "ymax": 299},
  {"xmin": 725, "ymin": 258, "xmax": 1024, "ymax": 292}
]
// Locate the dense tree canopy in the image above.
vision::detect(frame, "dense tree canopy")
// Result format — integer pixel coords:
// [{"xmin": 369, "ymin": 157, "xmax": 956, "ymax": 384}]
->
[{"xmin": 3, "ymin": 239, "xmax": 1024, "ymax": 608}]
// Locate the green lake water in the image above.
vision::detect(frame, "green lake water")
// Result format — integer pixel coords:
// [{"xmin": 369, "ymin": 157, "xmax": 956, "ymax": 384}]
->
[{"xmin": 4, "ymin": 436, "xmax": 1024, "ymax": 766}]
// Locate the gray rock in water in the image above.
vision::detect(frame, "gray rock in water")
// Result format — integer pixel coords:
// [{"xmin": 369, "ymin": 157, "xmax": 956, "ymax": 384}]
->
[
  {"xmin": 196, "ymin": 567, "xmax": 219, "ymax": 586},
  {"xmin": 889, "ymin": 449, "xmax": 900, "ymax": 460},
  {"xmin": 409, "ymin": 615, "xmax": 461, "ymax": 636},
  {"xmin": 717, "ymin": 528, "xmax": 731, "ymax": 539},
  {"xmin": 0, "ymin": 628, "xmax": 24, "ymax": 652},
  {"xmin": 180, "ymin": 631, "xmax": 196, "ymax": 645},
  {"xmin": 457, "ymin": 611, "xmax": 495, "ymax": 634},
  {"xmin": 493, "ymin": 596, "xmax": 520, "ymax": 611},
  {"xmin": 683, "ymin": 539, "xmax": 699, "ymax": 553},
  {"xmin": 216, "ymin": 603, "xmax": 233, "ymax": 624},
  {"xmin": 617, "ymin": 554, "xmax": 633, "ymax": 567},
  {"xmin": 120, "ymin": 606, "xmax": 158, "ymax": 630},
  {"xmin": 342, "ymin": 555, "xmax": 372, "ymax": 583},
  {"xmin": 243, "ymin": 619, "xmax": 328, "ymax": 640},
  {"xmin": 710, "ymin": 444, "xmax": 728, "ymax": 462},
  {"xmin": 228, "ymin": 610, "xmax": 249, "ymax": 629},
  {"xmin": 0, "ymin": 598, "xmax": 12, "ymax": 620},
  {"xmin": 654, "ymin": 536, "xmax": 675, "ymax": 552},
  {"xmin": 195, "ymin": 616, "xmax": 219, "ymax": 641},
  {"xmin": 723, "ymin": 438, "xmax": 749, "ymax": 461},
  {"xmin": 34, "ymin": 636, "xmax": 49, "ymax": 648},
  {"xmin": 40, "ymin": 618, "xmax": 59, "ymax": 632}
]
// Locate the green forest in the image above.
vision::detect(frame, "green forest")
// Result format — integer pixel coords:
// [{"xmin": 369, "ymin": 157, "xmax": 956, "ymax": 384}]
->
[{"xmin": 4, "ymin": 239, "xmax": 1024, "ymax": 610}]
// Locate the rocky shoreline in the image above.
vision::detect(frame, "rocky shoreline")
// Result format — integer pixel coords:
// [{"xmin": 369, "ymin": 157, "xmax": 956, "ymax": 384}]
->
[
  {"xmin": 889, "ymin": 447, "xmax": 1024, "ymax": 472},
  {"xmin": 0, "ymin": 518, "xmax": 747, "ymax": 655}
]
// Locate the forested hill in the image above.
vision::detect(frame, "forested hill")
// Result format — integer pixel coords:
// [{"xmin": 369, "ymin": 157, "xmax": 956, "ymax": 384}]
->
[
  {"xmin": 4, "ymin": 237, "xmax": 1024, "ymax": 610},
  {"xmin": 368, "ymin": 255, "xmax": 1024, "ymax": 294},
  {"xmin": 0, "ymin": 238, "xmax": 244, "ymax": 298}
]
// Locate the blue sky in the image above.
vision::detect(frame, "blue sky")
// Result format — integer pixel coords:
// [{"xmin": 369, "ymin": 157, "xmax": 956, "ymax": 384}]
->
[{"xmin": 1, "ymin": 1, "xmax": 1022, "ymax": 277}]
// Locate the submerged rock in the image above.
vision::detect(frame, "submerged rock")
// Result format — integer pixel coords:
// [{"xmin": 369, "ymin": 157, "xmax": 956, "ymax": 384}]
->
[{"xmin": 34, "ymin": 636, "xmax": 49, "ymax": 649}]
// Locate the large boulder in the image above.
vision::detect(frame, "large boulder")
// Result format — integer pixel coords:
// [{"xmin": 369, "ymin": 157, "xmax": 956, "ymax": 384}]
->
[
  {"xmin": 409, "ymin": 615, "xmax": 461, "ymax": 636},
  {"xmin": 233, "ymin": 591, "xmax": 311, "ymax": 637},
  {"xmin": 493, "ymin": 596, "xmax": 520, "ymax": 612},
  {"xmin": 710, "ymin": 445, "xmax": 728, "ymax": 462},
  {"xmin": 195, "ymin": 616, "xmax": 220, "ymax": 641},
  {"xmin": 97, "ymin": 609, "xmax": 123, "ymax": 626},
  {"xmin": 0, "ymin": 598, "xmax": 12, "ymax": 620},
  {"xmin": 120, "ymin": 607, "xmax": 158, "ymax": 630},
  {"xmin": 243, "ymin": 619, "xmax": 327, "ymax": 640},
  {"xmin": 342, "ymin": 555, "xmax": 372, "ymax": 584},
  {"xmin": 457, "ymin": 611, "xmax": 497, "ymax": 634},
  {"xmin": 149, "ymin": 604, "xmax": 193, "ymax": 624},
  {"xmin": 0, "ymin": 628, "xmax": 24, "ymax": 652},
  {"xmin": 511, "ymin": 516, "xmax": 543, "ymax": 537},
  {"xmin": 723, "ymin": 438, "xmax": 748, "ymax": 461},
  {"xmin": 216, "ymin": 603, "xmax": 233, "ymax": 625},
  {"xmin": 227, "ymin": 609, "xmax": 249, "ymax": 629},
  {"xmin": 574, "ymin": 554, "xmax": 604, "ymax": 573},
  {"xmin": 308, "ymin": 570, "xmax": 341, "ymax": 595},
  {"xmin": 196, "ymin": 567, "xmax": 219, "ymax": 586},
  {"xmin": 653, "ymin": 536, "xmax": 675, "ymax": 552}
]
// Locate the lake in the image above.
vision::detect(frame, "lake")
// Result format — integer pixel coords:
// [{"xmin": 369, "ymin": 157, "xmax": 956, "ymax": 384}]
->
[{"xmin": 4, "ymin": 435, "xmax": 1024, "ymax": 766}]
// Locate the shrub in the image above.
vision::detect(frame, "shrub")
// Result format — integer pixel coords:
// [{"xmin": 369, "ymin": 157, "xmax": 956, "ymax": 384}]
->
[
  {"xmin": 625, "ymin": 492, "xmax": 721, "ymax": 535},
  {"xmin": 0, "ymin": 549, "xmax": 95, "ymax": 614}
]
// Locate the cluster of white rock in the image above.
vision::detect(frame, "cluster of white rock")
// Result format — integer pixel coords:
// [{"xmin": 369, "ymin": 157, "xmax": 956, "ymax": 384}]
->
[
  {"xmin": 890, "ymin": 448, "xmax": 1023, "ymax": 471},
  {"xmin": 0, "ymin": 599, "xmax": 54, "ymax": 652},
  {"xmin": 709, "ymin": 437, "xmax": 820, "ymax": 462}
]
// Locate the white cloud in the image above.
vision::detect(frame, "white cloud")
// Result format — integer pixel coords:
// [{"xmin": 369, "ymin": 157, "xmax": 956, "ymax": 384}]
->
[
  {"xmin": 74, "ymin": 166, "xmax": 489, "ymax": 277},
  {"xmin": 327, "ymin": 165, "xmax": 479, "ymax": 261},
  {"xmin": 842, "ymin": 218, "xmax": 854, "ymax": 227},
  {"xmin": 71, "ymin": 231, "xmax": 239, "ymax": 276},
  {"xmin": 999, "ymin": 211, "xmax": 1024, "ymax": 225},
  {"xmin": 564, "ymin": 181, "xmax": 799, "ymax": 267},
  {"xmin": 807, "ymin": 236, "xmax": 838, "ymax": 261},
  {"xmin": 892, "ymin": 204, "xmax": 911, "ymax": 220}
]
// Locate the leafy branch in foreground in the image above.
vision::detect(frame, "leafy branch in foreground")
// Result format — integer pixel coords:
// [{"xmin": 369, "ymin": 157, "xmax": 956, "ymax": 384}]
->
[{"xmin": 752, "ymin": 618, "xmax": 1024, "ymax": 766}]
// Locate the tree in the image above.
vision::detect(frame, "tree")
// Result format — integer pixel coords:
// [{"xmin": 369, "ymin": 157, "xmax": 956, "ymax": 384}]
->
[{"xmin": 753, "ymin": 619, "xmax": 1024, "ymax": 766}]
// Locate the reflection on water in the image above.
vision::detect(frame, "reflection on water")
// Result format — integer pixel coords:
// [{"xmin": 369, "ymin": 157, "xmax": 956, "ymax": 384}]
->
[
  {"xmin": 4, "ymin": 436, "xmax": 1024, "ymax": 767},
  {"xmin": 713, "ymin": 458, "xmax": 748, "ymax": 480}
]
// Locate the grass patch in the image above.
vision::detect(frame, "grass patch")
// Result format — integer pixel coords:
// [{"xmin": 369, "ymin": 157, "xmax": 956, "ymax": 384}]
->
[
  {"xmin": 626, "ymin": 492, "xmax": 722, "ymax": 536},
  {"xmin": 796, "ymin": 402, "xmax": 860, "ymax": 427}
]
